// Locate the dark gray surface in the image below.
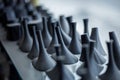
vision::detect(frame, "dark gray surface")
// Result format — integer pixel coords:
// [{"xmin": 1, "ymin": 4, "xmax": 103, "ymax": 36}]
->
[{"xmin": 0, "ymin": 26, "xmax": 45, "ymax": 80}]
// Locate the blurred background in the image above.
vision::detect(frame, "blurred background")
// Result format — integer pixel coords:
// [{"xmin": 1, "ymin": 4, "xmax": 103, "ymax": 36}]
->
[{"xmin": 40, "ymin": 0, "xmax": 120, "ymax": 50}]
